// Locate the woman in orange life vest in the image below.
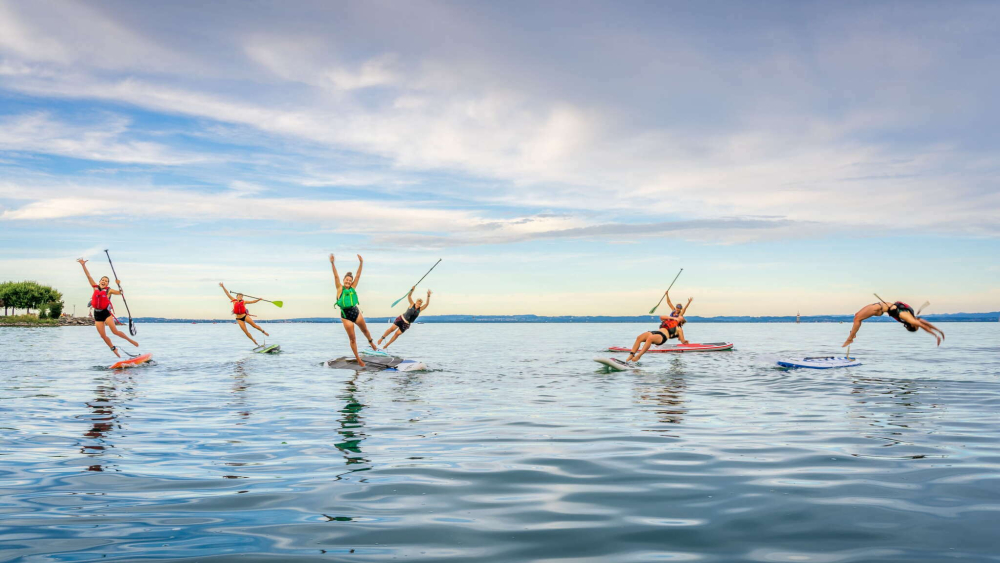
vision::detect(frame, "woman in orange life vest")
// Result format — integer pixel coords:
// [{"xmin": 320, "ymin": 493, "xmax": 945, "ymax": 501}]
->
[
  {"xmin": 625, "ymin": 290, "xmax": 693, "ymax": 363},
  {"xmin": 219, "ymin": 283, "xmax": 269, "ymax": 346},
  {"xmin": 330, "ymin": 253, "xmax": 377, "ymax": 367},
  {"xmin": 843, "ymin": 300, "xmax": 945, "ymax": 347},
  {"xmin": 77, "ymin": 258, "xmax": 139, "ymax": 357}
]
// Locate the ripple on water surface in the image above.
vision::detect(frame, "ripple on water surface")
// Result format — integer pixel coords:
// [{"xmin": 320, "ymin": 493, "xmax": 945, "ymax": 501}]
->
[{"xmin": 1, "ymin": 322, "xmax": 999, "ymax": 562}]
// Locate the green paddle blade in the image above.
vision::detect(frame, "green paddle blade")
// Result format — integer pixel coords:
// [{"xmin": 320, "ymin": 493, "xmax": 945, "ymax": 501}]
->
[
  {"xmin": 272, "ymin": 300, "xmax": 283, "ymax": 308},
  {"xmin": 648, "ymin": 305, "xmax": 658, "ymax": 314}
]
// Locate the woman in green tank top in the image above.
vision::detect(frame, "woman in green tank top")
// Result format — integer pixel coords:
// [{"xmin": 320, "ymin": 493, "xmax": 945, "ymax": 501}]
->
[{"xmin": 330, "ymin": 253, "xmax": 377, "ymax": 367}]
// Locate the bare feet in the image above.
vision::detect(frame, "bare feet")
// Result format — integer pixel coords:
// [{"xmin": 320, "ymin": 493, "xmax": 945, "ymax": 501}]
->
[
  {"xmin": 377, "ymin": 337, "xmax": 385, "ymax": 346},
  {"xmin": 368, "ymin": 338, "xmax": 377, "ymax": 351},
  {"xmin": 263, "ymin": 330, "xmax": 270, "ymax": 337},
  {"xmin": 356, "ymin": 358, "xmax": 366, "ymax": 368},
  {"xmin": 842, "ymin": 338, "xmax": 854, "ymax": 347}
]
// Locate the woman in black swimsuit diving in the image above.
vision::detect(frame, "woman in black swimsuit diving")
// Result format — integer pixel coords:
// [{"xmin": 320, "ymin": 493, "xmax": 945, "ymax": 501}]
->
[
  {"xmin": 625, "ymin": 291, "xmax": 693, "ymax": 363},
  {"xmin": 378, "ymin": 287, "xmax": 432, "ymax": 349},
  {"xmin": 843, "ymin": 299, "xmax": 944, "ymax": 346},
  {"xmin": 77, "ymin": 258, "xmax": 139, "ymax": 358}
]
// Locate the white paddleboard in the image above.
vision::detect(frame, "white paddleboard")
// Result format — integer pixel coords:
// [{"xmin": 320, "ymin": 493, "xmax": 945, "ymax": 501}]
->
[
  {"xmin": 777, "ymin": 356, "xmax": 861, "ymax": 369},
  {"xmin": 594, "ymin": 357, "xmax": 636, "ymax": 371},
  {"xmin": 387, "ymin": 360, "xmax": 427, "ymax": 372}
]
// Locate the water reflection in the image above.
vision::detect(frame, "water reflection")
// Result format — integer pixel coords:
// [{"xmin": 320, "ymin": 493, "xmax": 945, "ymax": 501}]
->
[
  {"xmin": 230, "ymin": 358, "xmax": 252, "ymax": 422},
  {"xmin": 80, "ymin": 374, "xmax": 134, "ymax": 472},
  {"xmin": 636, "ymin": 358, "xmax": 688, "ymax": 432},
  {"xmin": 846, "ymin": 376, "xmax": 943, "ymax": 459},
  {"xmin": 335, "ymin": 372, "xmax": 369, "ymax": 472}
]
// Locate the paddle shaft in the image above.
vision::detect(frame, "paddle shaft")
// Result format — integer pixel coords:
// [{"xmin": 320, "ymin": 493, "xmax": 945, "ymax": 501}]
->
[
  {"xmin": 104, "ymin": 250, "xmax": 137, "ymax": 336},
  {"xmin": 393, "ymin": 259, "xmax": 442, "ymax": 306},
  {"xmin": 235, "ymin": 292, "xmax": 279, "ymax": 305},
  {"xmin": 649, "ymin": 268, "xmax": 684, "ymax": 314}
]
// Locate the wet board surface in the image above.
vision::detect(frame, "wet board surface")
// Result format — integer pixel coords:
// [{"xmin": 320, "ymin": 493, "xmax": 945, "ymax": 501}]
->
[
  {"xmin": 777, "ymin": 356, "xmax": 862, "ymax": 369},
  {"xmin": 385, "ymin": 360, "xmax": 428, "ymax": 372},
  {"xmin": 594, "ymin": 357, "xmax": 635, "ymax": 371},
  {"xmin": 324, "ymin": 355, "xmax": 404, "ymax": 371},
  {"xmin": 608, "ymin": 342, "xmax": 734, "ymax": 353},
  {"xmin": 254, "ymin": 344, "xmax": 281, "ymax": 354},
  {"xmin": 109, "ymin": 353, "xmax": 153, "ymax": 370}
]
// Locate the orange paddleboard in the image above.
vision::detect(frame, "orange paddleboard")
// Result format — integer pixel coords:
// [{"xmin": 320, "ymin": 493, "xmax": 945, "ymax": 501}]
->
[{"xmin": 109, "ymin": 353, "xmax": 153, "ymax": 369}]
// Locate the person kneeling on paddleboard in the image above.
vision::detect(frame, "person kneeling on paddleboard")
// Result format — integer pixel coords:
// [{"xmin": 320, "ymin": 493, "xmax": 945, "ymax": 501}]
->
[
  {"xmin": 843, "ymin": 298, "xmax": 944, "ymax": 347},
  {"xmin": 77, "ymin": 258, "xmax": 139, "ymax": 358},
  {"xmin": 626, "ymin": 291, "xmax": 693, "ymax": 363},
  {"xmin": 331, "ymin": 254, "xmax": 377, "ymax": 367},
  {"xmin": 220, "ymin": 283, "xmax": 269, "ymax": 347},
  {"xmin": 378, "ymin": 288, "xmax": 432, "ymax": 349}
]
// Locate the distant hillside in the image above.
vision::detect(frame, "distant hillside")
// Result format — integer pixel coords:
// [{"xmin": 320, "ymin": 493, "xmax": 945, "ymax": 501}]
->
[{"xmin": 135, "ymin": 312, "xmax": 1000, "ymax": 324}]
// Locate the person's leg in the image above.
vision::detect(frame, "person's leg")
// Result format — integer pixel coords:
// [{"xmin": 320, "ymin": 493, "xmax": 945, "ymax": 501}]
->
[
  {"xmin": 378, "ymin": 325, "xmax": 398, "ymax": 346},
  {"xmin": 342, "ymin": 319, "xmax": 363, "ymax": 366},
  {"xmin": 633, "ymin": 334, "xmax": 658, "ymax": 362},
  {"xmin": 237, "ymin": 319, "xmax": 259, "ymax": 346},
  {"xmin": 908, "ymin": 315, "xmax": 944, "ymax": 345},
  {"xmin": 843, "ymin": 303, "xmax": 883, "ymax": 346},
  {"xmin": 626, "ymin": 333, "xmax": 648, "ymax": 361},
  {"xmin": 106, "ymin": 318, "xmax": 138, "ymax": 347},
  {"xmin": 95, "ymin": 323, "xmax": 119, "ymax": 357},
  {"xmin": 385, "ymin": 330, "xmax": 403, "ymax": 349},
  {"xmin": 355, "ymin": 315, "xmax": 377, "ymax": 350},
  {"xmin": 245, "ymin": 317, "xmax": 269, "ymax": 336}
]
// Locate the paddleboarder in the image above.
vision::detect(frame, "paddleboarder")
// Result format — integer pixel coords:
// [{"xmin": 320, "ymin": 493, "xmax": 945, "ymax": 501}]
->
[
  {"xmin": 625, "ymin": 291, "xmax": 693, "ymax": 363},
  {"xmin": 843, "ymin": 300, "xmax": 945, "ymax": 346},
  {"xmin": 220, "ymin": 283, "xmax": 269, "ymax": 346},
  {"xmin": 330, "ymin": 254, "xmax": 377, "ymax": 367},
  {"xmin": 77, "ymin": 258, "xmax": 139, "ymax": 357},
  {"xmin": 378, "ymin": 288, "xmax": 432, "ymax": 349}
]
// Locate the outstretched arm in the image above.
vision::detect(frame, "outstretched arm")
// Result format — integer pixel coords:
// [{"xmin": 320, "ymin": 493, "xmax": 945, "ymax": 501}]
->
[
  {"xmin": 78, "ymin": 259, "xmax": 97, "ymax": 287},
  {"xmin": 422, "ymin": 290, "xmax": 432, "ymax": 310},
  {"xmin": 407, "ymin": 287, "xmax": 415, "ymax": 306},
  {"xmin": 680, "ymin": 297, "xmax": 693, "ymax": 316},
  {"xmin": 329, "ymin": 254, "xmax": 342, "ymax": 291},
  {"xmin": 246, "ymin": 298, "xmax": 262, "ymax": 304},
  {"xmin": 665, "ymin": 290, "xmax": 675, "ymax": 311},
  {"xmin": 219, "ymin": 282, "xmax": 235, "ymax": 302},
  {"xmin": 353, "ymin": 254, "xmax": 364, "ymax": 287}
]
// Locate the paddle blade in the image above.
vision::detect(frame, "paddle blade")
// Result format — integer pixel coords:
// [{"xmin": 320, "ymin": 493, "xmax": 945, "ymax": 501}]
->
[
  {"xmin": 272, "ymin": 300, "xmax": 283, "ymax": 308},
  {"xmin": 648, "ymin": 305, "xmax": 659, "ymax": 314},
  {"xmin": 391, "ymin": 295, "xmax": 406, "ymax": 307}
]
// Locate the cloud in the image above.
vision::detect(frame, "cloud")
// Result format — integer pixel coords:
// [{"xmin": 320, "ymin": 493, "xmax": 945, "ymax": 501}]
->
[{"xmin": 0, "ymin": 112, "xmax": 211, "ymax": 165}]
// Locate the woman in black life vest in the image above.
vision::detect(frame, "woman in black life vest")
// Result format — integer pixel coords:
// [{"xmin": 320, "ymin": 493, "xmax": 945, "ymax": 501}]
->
[
  {"xmin": 377, "ymin": 287, "xmax": 432, "ymax": 349},
  {"xmin": 77, "ymin": 258, "xmax": 139, "ymax": 357}
]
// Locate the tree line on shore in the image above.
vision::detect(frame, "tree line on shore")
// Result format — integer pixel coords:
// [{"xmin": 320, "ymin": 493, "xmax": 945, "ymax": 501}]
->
[{"xmin": 0, "ymin": 281, "xmax": 64, "ymax": 318}]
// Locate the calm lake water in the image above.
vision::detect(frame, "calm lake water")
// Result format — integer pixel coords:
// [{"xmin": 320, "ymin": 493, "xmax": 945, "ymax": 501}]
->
[{"xmin": 2, "ymin": 322, "xmax": 999, "ymax": 562}]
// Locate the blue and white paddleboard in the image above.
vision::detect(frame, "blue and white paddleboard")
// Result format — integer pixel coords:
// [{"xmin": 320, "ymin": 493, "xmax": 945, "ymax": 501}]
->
[
  {"xmin": 385, "ymin": 359, "xmax": 427, "ymax": 372},
  {"xmin": 777, "ymin": 356, "xmax": 861, "ymax": 369}
]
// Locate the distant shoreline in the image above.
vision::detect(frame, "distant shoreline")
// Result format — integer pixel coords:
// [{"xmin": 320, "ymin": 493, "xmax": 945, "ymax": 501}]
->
[{"xmin": 121, "ymin": 313, "xmax": 1000, "ymax": 324}]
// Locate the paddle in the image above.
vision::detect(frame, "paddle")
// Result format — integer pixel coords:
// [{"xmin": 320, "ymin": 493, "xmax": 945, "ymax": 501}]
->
[
  {"xmin": 104, "ymin": 250, "xmax": 137, "ymax": 336},
  {"xmin": 234, "ymin": 293, "xmax": 283, "ymax": 308},
  {"xmin": 649, "ymin": 268, "xmax": 684, "ymax": 314},
  {"xmin": 916, "ymin": 301, "xmax": 930, "ymax": 315},
  {"xmin": 391, "ymin": 259, "xmax": 442, "ymax": 307}
]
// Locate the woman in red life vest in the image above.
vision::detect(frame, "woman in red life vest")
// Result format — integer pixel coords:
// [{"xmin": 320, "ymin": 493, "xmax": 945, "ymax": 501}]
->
[
  {"xmin": 843, "ymin": 300, "xmax": 945, "ymax": 346},
  {"xmin": 625, "ymin": 290, "xmax": 693, "ymax": 363},
  {"xmin": 219, "ymin": 283, "xmax": 269, "ymax": 346},
  {"xmin": 77, "ymin": 258, "xmax": 139, "ymax": 357}
]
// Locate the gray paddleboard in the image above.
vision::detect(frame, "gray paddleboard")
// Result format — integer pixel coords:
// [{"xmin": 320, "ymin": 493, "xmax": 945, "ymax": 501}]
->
[
  {"xmin": 325, "ymin": 355, "xmax": 404, "ymax": 371},
  {"xmin": 594, "ymin": 357, "xmax": 635, "ymax": 371}
]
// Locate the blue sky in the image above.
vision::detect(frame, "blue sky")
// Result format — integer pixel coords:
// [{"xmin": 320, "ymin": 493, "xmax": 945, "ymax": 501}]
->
[{"xmin": 1, "ymin": 0, "xmax": 998, "ymax": 319}]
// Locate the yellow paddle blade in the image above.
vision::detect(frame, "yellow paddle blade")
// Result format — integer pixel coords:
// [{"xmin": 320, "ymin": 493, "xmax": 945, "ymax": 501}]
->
[{"xmin": 272, "ymin": 300, "xmax": 283, "ymax": 308}]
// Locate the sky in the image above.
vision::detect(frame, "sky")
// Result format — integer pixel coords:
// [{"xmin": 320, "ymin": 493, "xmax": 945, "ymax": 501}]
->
[{"xmin": 1, "ymin": 0, "xmax": 998, "ymax": 319}]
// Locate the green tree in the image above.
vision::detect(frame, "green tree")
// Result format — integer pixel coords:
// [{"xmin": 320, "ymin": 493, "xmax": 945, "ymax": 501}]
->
[{"xmin": 0, "ymin": 281, "xmax": 64, "ymax": 316}]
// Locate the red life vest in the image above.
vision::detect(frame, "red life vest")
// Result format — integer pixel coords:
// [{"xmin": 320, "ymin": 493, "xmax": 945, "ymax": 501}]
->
[
  {"xmin": 660, "ymin": 317, "xmax": 679, "ymax": 330},
  {"xmin": 91, "ymin": 286, "xmax": 111, "ymax": 310},
  {"xmin": 233, "ymin": 300, "xmax": 247, "ymax": 315}
]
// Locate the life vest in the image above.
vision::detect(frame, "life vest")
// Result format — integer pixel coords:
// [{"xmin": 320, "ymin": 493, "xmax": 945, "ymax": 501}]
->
[
  {"xmin": 660, "ymin": 317, "xmax": 679, "ymax": 330},
  {"xmin": 233, "ymin": 300, "xmax": 247, "ymax": 315},
  {"xmin": 403, "ymin": 305, "xmax": 421, "ymax": 323},
  {"xmin": 337, "ymin": 287, "xmax": 359, "ymax": 308},
  {"xmin": 91, "ymin": 286, "xmax": 111, "ymax": 310},
  {"xmin": 888, "ymin": 301, "xmax": 913, "ymax": 323}
]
